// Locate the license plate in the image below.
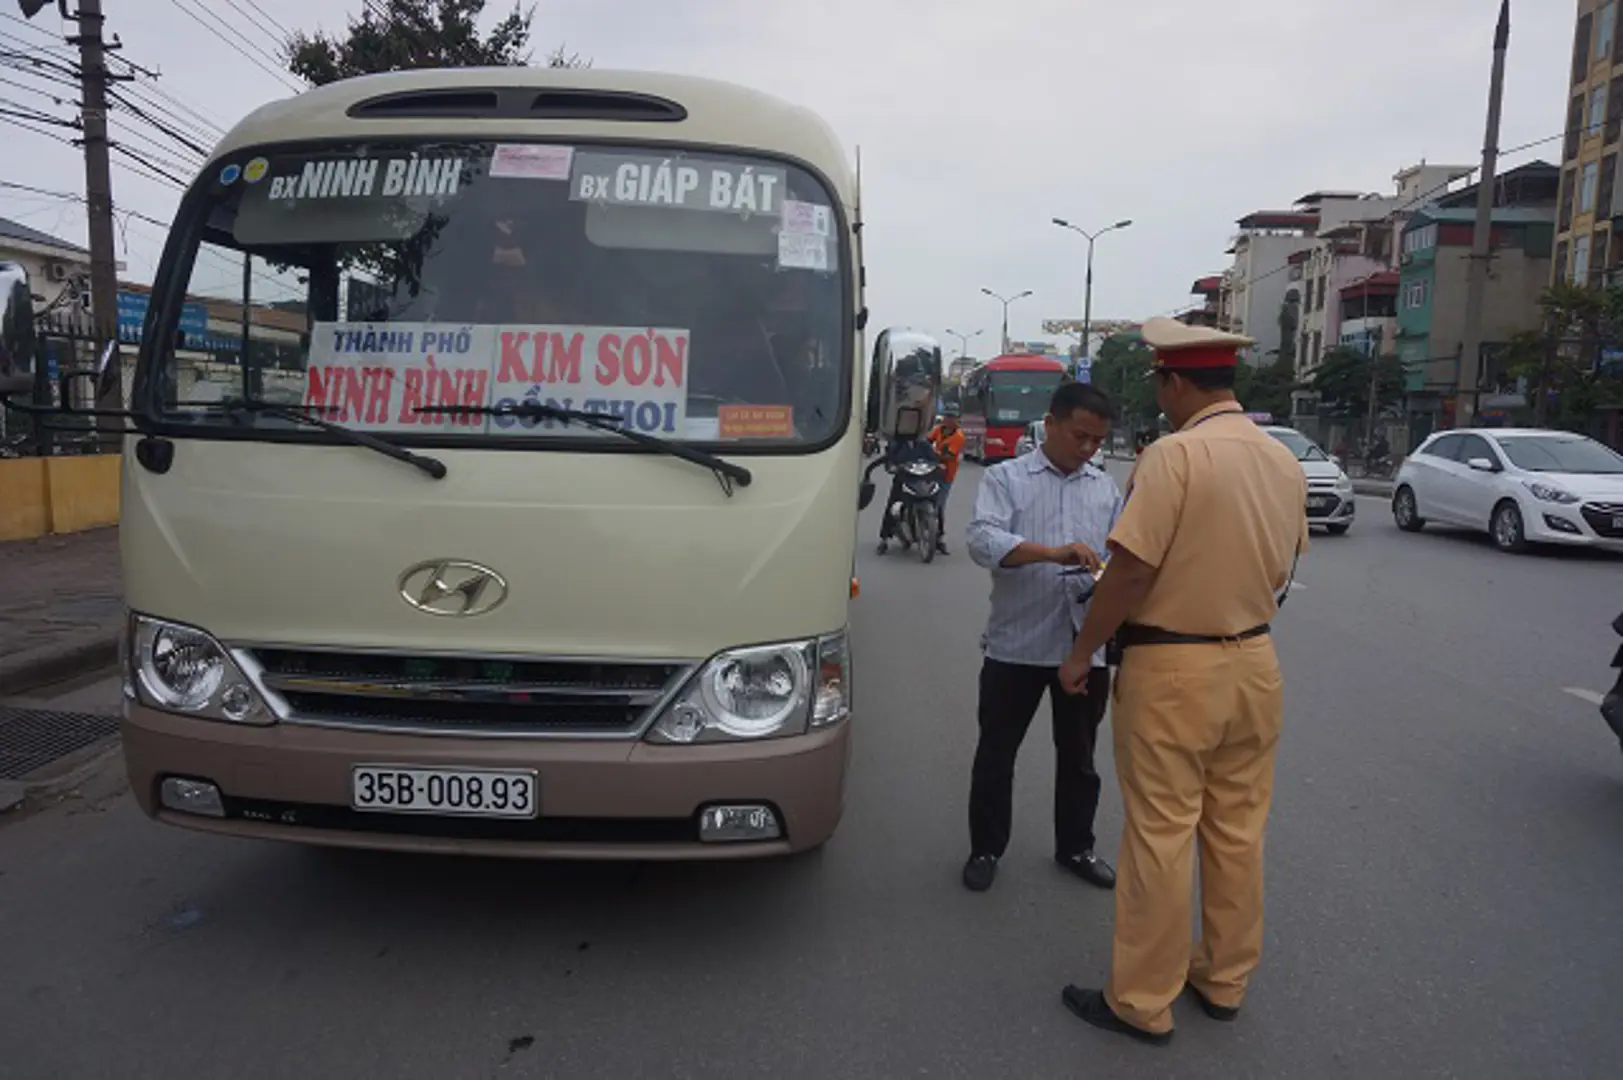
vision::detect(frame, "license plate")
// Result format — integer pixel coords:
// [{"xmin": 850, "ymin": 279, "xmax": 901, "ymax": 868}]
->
[
  {"xmin": 1308, "ymin": 495, "xmax": 1334, "ymax": 509},
  {"xmin": 1613, "ymin": 515, "xmax": 1623, "ymax": 530},
  {"xmin": 352, "ymin": 766, "xmax": 537, "ymax": 819}
]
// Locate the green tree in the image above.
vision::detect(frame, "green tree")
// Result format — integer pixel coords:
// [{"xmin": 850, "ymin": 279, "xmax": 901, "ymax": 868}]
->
[
  {"xmin": 1310, "ymin": 346, "xmax": 1403, "ymax": 422},
  {"xmin": 1276, "ymin": 296, "xmax": 1299, "ymax": 370},
  {"xmin": 1502, "ymin": 280, "xmax": 1623, "ymax": 429},
  {"xmin": 1235, "ymin": 353, "xmax": 1297, "ymax": 422},
  {"xmin": 1091, "ymin": 332, "xmax": 1157, "ymax": 429},
  {"xmin": 287, "ymin": 1, "xmax": 584, "ymax": 87}
]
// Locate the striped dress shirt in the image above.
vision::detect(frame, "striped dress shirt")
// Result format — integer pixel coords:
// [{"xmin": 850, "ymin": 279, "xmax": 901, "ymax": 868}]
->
[{"xmin": 966, "ymin": 448, "xmax": 1124, "ymax": 668}]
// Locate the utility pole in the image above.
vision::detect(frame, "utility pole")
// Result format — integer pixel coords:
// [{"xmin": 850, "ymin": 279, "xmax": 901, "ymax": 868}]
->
[
  {"xmin": 23, "ymin": 0, "xmax": 124, "ymax": 419},
  {"xmin": 74, "ymin": 0, "xmax": 123, "ymax": 419},
  {"xmin": 1358, "ymin": 280, "xmax": 1380, "ymax": 445},
  {"xmin": 1456, "ymin": 0, "xmax": 1510, "ymax": 430}
]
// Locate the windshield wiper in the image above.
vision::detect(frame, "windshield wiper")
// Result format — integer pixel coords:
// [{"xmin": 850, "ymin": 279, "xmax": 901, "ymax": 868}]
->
[
  {"xmin": 416, "ymin": 400, "xmax": 752, "ymax": 496},
  {"xmin": 220, "ymin": 399, "xmax": 447, "ymax": 479}
]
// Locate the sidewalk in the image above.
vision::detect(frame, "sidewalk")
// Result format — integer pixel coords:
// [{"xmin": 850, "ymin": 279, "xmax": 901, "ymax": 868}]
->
[
  {"xmin": 0, "ymin": 528, "xmax": 123, "ymax": 695},
  {"xmin": 1352, "ymin": 478, "xmax": 1395, "ymax": 498}
]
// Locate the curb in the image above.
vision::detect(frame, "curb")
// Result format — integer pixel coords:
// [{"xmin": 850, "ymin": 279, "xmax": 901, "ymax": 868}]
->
[
  {"xmin": 0, "ymin": 630, "xmax": 121, "ymax": 697},
  {"xmin": 0, "ymin": 736, "xmax": 124, "ymax": 818}
]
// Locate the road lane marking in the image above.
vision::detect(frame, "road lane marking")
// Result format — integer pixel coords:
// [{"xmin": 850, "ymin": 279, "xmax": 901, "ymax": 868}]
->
[{"xmin": 1562, "ymin": 687, "xmax": 1606, "ymax": 706}]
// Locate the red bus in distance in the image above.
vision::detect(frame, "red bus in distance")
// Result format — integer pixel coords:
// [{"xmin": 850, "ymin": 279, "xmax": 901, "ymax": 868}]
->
[{"xmin": 960, "ymin": 353, "xmax": 1069, "ymax": 462}]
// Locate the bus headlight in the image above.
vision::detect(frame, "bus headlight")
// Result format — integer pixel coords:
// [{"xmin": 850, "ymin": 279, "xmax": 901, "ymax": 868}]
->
[
  {"xmin": 649, "ymin": 633, "xmax": 849, "ymax": 744},
  {"xmin": 131, "ymin": 615, "xmax": 272, "ymax": 725}
]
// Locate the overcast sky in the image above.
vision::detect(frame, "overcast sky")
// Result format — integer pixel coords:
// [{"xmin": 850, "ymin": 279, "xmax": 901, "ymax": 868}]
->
[{"xmin": 0, "ymin": 0, "xmax": 1573, "ymax": 353}]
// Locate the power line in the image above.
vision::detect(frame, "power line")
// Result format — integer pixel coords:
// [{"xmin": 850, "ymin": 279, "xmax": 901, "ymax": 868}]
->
[
  {"xmin": 0, "ymin": 11, "xmax": 72, "ymax": 50},
  {"xmin": 237, "ymin": 0, "xmax": 292, "ymax": 39},
  {"xmin": 166, "ymin": 0, "xmax": 301, "ymax": 92},
  {"xmin": 108, "ymin": 115, "xmax": 202, "ymax": 178},
  {"xmin": 0, "ymin": 97, "xmax": 76, "ymax": 129},
  {"xmin": 116, "ymin": 75, "xmax": 225, "ymax": 139},
  {"xmin": 108, "ymin": 86, "xmax": 211, "ymax": 157},
  {"xmin": 0, "ymin": 178, "xmax": 170, "ymax": 230},
  {"xmin": 0, "ymin": 72, "xmax": 72, "ymax": 107},
  {"xmin": 0, "ymin": 112, "xmax": 75, "ymax": 145},
  {"xmin": 109, "ymin": 140, "xmax": 188, "ymax": 188},
  {"xmin": 0, "ymin": 46, "xmax": 81, "ymax": 84},
  {"xmin": 219, "ymin": 0, "xmax": 288, "ymax": 48}
]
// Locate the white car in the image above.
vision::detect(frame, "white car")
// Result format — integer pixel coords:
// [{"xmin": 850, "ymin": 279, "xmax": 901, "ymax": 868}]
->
[
  {"xmin": 1260, "ymin": 425, "xmax": 1356, "ymax": 535},
  {"xmin": 1391, "ymin": 427, "xmax": 1623, "ymax": 553}
]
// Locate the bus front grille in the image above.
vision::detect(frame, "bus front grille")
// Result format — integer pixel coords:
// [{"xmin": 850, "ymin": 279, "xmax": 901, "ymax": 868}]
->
[{"xmin": 244, "ymin": 647, "xmax": 691, "ymax": 738}]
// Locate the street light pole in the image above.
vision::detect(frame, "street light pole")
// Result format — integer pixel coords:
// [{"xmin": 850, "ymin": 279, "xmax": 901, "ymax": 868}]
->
[
  {"xmin": 1052, "ymin": 218, "xmax": 1133, "ymax": 374},
  {"xmin": 981, "ymin": 289, "xmax": 1032, "ymax": 354},
  {"xmin": 944, "ymin": 327, "xmax": 983, "ymax": 361}
]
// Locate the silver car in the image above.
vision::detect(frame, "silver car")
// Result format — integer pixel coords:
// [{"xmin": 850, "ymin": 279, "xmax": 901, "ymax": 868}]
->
[
  {"xmin": 1014, "ymin": 419, "xmax": 1044, "ymax": 458},
  {"xmin": 1013, "ymin": 419, "xmax": 1104, "ymax": 468}
]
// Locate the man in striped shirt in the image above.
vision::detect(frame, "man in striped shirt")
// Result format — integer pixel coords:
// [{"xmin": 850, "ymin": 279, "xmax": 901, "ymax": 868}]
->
[{"xmin": 962, "ymin": 381, "xmax": 1122, "ymax": 893}]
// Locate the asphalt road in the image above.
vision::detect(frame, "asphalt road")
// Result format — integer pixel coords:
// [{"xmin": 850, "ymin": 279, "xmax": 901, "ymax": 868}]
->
[{"xmin": 1, "ymin": 462, "xmax": 1620, "ymax": 1079}]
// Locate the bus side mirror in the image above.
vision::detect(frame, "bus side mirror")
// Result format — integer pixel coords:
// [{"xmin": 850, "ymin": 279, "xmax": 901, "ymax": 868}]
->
[{"xmin": 858, "ymin": 480, "xmax": 876, "ymax": 510}]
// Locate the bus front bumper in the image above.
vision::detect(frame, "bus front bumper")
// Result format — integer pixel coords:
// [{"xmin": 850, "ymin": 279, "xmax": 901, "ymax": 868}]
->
[{"xmin": 122, "ymin": 703, "xmax": 851, "ymax": 860}]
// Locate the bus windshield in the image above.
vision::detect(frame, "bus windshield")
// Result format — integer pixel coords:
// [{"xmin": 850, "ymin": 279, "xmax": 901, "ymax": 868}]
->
[
  {"xmin": 987, "ymin": 370, "xmax": 1063, "ymax": 425},
  {"xmin": 138, "ymin": 140, "xmax": 849, "ymax": 450}
]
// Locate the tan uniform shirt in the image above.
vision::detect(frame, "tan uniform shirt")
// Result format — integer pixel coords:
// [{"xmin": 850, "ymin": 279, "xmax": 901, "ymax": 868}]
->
[{"xmin": 1108, "ymin": 402, "xmax": 1308, "ymax": 637}]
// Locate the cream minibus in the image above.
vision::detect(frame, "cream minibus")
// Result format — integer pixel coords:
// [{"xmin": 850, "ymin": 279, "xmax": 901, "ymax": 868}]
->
[{"xmin": 4, "ymin": 68, "xmax": 897, "ymax": 859}]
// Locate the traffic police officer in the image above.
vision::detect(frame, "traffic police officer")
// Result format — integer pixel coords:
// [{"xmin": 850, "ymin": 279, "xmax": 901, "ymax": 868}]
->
[{"xmin": 1053, "ymin": 317, "xmax": 1308, "ymax": 1045}]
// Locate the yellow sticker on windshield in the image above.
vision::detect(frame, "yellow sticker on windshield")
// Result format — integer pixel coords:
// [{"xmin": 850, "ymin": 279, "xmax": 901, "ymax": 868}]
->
[{"xmin": 720, "ymin": 405, "xmax": 794, "ymax": 439}]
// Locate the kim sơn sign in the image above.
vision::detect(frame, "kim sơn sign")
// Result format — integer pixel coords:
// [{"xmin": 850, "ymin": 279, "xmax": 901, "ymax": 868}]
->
[{"xmin": 301, "ymin": 322, "xmax": 693, "ymax": 438}]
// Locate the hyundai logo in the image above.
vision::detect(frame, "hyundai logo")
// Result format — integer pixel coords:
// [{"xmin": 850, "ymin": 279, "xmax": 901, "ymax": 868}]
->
[{"xmin": 398, "ymin": 560, "xmax": 509, "ymax": 617}]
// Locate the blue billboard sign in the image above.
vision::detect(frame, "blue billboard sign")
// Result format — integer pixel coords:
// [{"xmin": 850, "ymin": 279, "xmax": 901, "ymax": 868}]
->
[{"xmin": 117, "ymin": 290, "xmax": 209, "ymax": 343}]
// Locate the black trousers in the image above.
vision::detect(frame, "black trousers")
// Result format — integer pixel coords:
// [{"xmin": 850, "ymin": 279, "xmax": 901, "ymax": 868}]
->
[{"xmin": 968, "ymin": 658, "xmax": 1109, "ymax": 859}]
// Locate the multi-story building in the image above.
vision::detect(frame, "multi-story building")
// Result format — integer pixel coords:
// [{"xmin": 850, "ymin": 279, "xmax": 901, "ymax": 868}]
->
[
  {"xmin": 1217, "ymin": 170, "xmax": 1474, "ymax": 367},
  {"xmin": 1396, "ymin": 205, "xmax": 1556, "ymax": 435},
  {"xmin": 1180, "ymin": 276, "xmax": 1223, "ymax": 327},
  {"xmin": 1218, "ymin": 210, "xmax": 1319, "ymax": 364},
  {"xmin": 1558, "ymin": 1, "xmax": 1623, "ymax": 285},
  {"xmin": 1294, "ymin": 225, "xmax": 1391, "ymax": 376}
]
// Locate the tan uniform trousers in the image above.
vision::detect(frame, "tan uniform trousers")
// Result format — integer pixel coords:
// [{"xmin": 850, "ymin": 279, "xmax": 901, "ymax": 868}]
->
[{"xmin": 1104, "ymin": 634, "xmax": 1284, "ymax": 1034}]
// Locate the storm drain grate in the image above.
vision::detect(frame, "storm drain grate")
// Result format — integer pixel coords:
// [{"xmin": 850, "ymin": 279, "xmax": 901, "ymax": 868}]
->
[{"xmin": 0, "ymin": 707, "xmax": 120, "ymax": 780}]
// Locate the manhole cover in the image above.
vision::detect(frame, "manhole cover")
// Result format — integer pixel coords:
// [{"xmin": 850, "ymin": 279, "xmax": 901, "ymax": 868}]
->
[{"xmin": 0, "ymin": 707, "xmax": 120, "ymax": 780}]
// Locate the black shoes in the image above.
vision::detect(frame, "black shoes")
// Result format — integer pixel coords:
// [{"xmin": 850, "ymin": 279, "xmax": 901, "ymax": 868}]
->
[
  {"xmin": 1183, "ymin": 982, "xmax": 1240, "ymax": 1022},
  {"xmin": 961, "ymin": 854, "xmax": 998, "ymax": 892},
  {"xmin": 1061, "ymin": 986, "xmax": 1173, "ymax": 1046},
  {"xmin": 1056, "ymin": 851, "xmax": 1116, "ymax": 890},
  {"xmin": 966, "ymin": 852, "xmax": 1114, "ymax": 891},
  {"xmin": 876, "ymin": 540, "xmax": 888, "ymax": 555}
]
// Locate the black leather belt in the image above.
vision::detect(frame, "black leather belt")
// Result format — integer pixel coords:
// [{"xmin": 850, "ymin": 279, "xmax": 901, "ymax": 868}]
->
[{"xmin": 1117, "ymin": 622, "xmax": 1271, "ymax": 647}]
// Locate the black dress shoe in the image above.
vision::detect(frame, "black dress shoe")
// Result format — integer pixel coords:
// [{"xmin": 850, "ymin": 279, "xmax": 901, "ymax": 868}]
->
[
  {"xmin": 1056, "ymin": 851, "xmax": 1116, "ymax": 889},
  {"xmin": 1183, "ymin": 982, "xmax": 1240, "ymax": 1022},
  {"xmin": 1060, "ymin": 986, "xmax": 1172, "ymax": 1046},
  {"xmin": 962, "ymin": 854, "xmax": 998, "ymax": 892},
  {"xmin": 876, "ymin": 540, "xmax": 888, "ymax": 555}
]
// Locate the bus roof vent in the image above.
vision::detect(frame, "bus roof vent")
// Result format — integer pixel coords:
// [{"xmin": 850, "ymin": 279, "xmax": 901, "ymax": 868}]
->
[
  {"xmin": 528, "ymin": 89, "xmax": 687, "ymax": 122},
  {"xmin": 349, "ymin": 89, "xmax": 505, "ymax": 118}
]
